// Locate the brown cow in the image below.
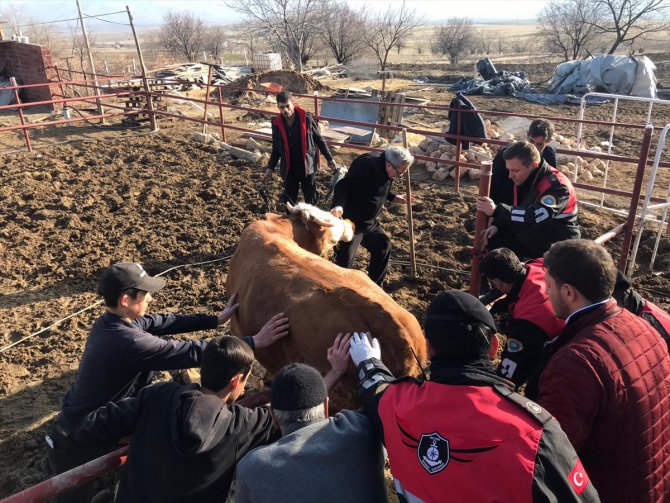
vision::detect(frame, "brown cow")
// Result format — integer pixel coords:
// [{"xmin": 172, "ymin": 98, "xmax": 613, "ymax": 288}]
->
[{"xmin": 226, "ymin": 203, "xmax": 427, "ymax": 408}]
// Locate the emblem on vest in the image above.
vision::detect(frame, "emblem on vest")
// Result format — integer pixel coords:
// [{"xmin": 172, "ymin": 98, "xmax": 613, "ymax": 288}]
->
[{"xmin": 418, "ymin": 433, "xmax": 450, "ymax": 475}]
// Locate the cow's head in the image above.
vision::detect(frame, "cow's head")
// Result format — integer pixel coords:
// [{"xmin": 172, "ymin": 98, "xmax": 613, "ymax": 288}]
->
[{"xmin": 286, "ymin": 202, "xmax": 354, "ymax": 256}]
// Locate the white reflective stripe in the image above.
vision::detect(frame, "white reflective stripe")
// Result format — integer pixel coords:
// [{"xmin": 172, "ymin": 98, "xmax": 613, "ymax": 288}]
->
[
  {"xmin": 555, "ymin": 211, "xmax": 578, "ymax": 219},
  {"xmin": 394, "ymin": 479, "xmax": 427, "ymax": 503},
  {"xmin": 511, "ymin": 208, "xmax": 525, "ymax": 215},
  {"xmin": 511, "ymin": 215, "xmax": 525, "ymax": 222},
  {"xmin": 361, "ymin": 373, "xmax": 384, "ymax": 389},
  {"xmin": 535, "ymin": 207, "xmax": 550, "ymax": 223}
]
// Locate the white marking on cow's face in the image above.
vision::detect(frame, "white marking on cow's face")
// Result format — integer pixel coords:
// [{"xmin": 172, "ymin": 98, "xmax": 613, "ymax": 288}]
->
[{"xmin": 286, "ymin": 202, "xmax": 353, "ymax": 244}]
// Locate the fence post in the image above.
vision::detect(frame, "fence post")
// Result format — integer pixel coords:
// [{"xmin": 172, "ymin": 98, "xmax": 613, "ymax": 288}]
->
[
  {"xmin": 454, "ymin": 107, "xmax": 462, "ymax": 193},
  {"xmin": 619, "ymin": 123, "xmax": 653, "ymax": 274},
  {"xmin": 10, "ymin": 77, "xmax": 32, "ymax": 152},
  {"xmin": 127, "ymin": 5, "xmax": 157, "ymax": 132},
  {"xmin": 469, "ymin": 160, "xmax": 493, "ymax": 296},
  {"xmin": 402, "ymin": 128, "xmax": 417, "ymax": 277},
  {"xmin": 217, "ymin": 86, "xmax": 226, "ymax": 143},
  {"xmin": 76, "ymin": 0, "xmax": 104, "ymax": 122},
  {"xmin": 202, "ymin": 65, "xmax": 214, "ymax": 135}
]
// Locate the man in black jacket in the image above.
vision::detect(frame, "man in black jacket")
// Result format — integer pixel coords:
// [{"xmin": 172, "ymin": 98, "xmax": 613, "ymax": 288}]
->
[
  {"xmin": 330, "ymin": 147, "xmax": 414, "ymax": 286},
  {"xmin": 346, "ymin": 291, "xmax": 599, "ymax": 502},
  {"xmin": 48, "ymin": 262, "xmax": 289, "ymax": 502},
  {"xmin": 490, "ymin": 119, "xmax": 557, "ymax": 206},
  {"xmin": 76, "ymin": 336, "xmax": 278, "ymax": 503},
  {"xmin": 262, "ymin": 91, "xmax": 336, "ymax": 206}
]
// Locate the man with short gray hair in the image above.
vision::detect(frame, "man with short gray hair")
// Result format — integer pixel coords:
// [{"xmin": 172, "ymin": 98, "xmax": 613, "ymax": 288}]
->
[
  {"xmin": 235, "ymin": 334, "xmax": 387, "ymax": 503},
  {"xmin": 330, "ymin": 146, "xmax": 414, "ymax": 286}
]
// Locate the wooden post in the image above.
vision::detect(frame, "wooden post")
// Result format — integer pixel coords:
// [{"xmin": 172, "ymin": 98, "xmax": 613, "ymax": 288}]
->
[
  {"xmin": 202, "ymin": 64, "xmax": 213, "ymax": 134},
  {"xmin": 454, "ymin": 107, "xmax": 462, "ymax": 193},
  {"xmin": 10, "ymin": 77, "xmax": 32, "ymax": 152},
  {"xmin": 126, "ymin": 5, "xmax": 157, "ymax": 132},
  {"xmin": 76, "ymin": 0, "xmax": 104, "ymax": 122},
  {"xmin": 469, "ymin": 160, "xmax": 493, "ymax": 296},
  {"xmin": 402, "ymin": 129, "xmax": 417, "ymax": 277}
]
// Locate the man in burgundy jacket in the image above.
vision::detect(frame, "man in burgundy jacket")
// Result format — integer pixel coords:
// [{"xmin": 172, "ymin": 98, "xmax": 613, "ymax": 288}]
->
[{"xmin": 538, "ymin": 239, "xmax": 670, "ymax": 502}]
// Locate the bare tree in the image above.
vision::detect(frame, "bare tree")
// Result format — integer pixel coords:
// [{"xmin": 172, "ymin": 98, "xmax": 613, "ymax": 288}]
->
[
  {"xmin": 205, "ymin": 25, "xmax": 228, "ymax": 60},
  {"xmin": 364, "ymin": 1, "xmax": 422, "ymax": 88},
  {"xmin": 479, "ymin": 27, "xmax": 496, "ymax": 55},
  {"xmin": 538, "ymin": 0, "xmax": 602, "ymax": 61},
  {"xmin": 321, "ymin": 4, "xmax": 366, "ymax": 64},
  {"xmin": 1, "ymin": 4, "xmax": 28, "ymax": 37},
  {"xmin": 592, "ymin": 0, "xmax": 670, "ymax": 54},
  {"xmin": 509, "ymin": 36, "xmax": 528, "ymax": 53},
  {"xmin": 158, "ymin": 11, "xmax": 207, "ymax": 62},
  {"xmin": 226, "ymin": 0, "xmax": 327, "ymax": 71},
  {"xmin": 431, "ymin": 18, "xmax": 475, "ymax": 64}
]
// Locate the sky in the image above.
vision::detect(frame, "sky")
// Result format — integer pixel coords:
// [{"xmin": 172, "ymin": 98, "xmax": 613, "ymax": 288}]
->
[{"xmin": 0, "ymin": 0, "xmax": 552, "ymax": 31}]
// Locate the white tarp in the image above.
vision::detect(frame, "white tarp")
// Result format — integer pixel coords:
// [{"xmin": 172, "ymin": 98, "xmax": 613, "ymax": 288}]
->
[
  {"xmin": 0, "ymin": 79, "xmax": 16, "ymax": 106},
  {"xmin": 548, "ymin": 55, "xmax": 657, "ymax": 99}
]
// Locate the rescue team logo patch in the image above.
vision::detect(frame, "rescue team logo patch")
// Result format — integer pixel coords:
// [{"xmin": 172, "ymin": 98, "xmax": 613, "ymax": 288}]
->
[
  {"xmin": 541, "ymin": 195, "xmax": 557, "ymax": 206},
  {"xmin": 506, "ymin": 338, "xmax": 524, "ymax": 352},
  {"xmin": 568, "ymin": 459, "xmax": 590, "ymax": 495},
  {"xmin": 418, "ymin": 433, "xmax": 450, "ymax": 474},
  {"xmin": 396, "ymin": 420, "xmax": 499, "ymax": 475}
]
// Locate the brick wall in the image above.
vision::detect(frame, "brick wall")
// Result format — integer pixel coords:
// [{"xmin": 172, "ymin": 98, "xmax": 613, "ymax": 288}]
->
[{"xmin": 0, "ymin": 41, "xmax": 58, "ymax": 110}]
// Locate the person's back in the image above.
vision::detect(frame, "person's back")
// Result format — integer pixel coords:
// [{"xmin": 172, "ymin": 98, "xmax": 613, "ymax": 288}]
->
[
  {"xmin": 539, "ymin": 305, "xmax": 670, "ymax": 502},
  {"xmin": 236, "ymin": 409, "xmax": 386, "ymax": 503}
]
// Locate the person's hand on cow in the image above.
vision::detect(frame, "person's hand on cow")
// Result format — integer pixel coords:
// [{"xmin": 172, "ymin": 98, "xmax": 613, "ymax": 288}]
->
[
  {"xmin": 476, "ymin": 196, "xmax": 496, "ymax": 217},
  {"xmin": 349, "ymin": 332, "xmax": 381, "ymax": 366},
  {"xmin": 253, "ymin": 312, "xmax": 290, "ymax": 349},
  {"xmin": 327, "ymin": 159, "xmax": 337, "ymax": 171},
  {"xmin": 218, "ymin": 293, "xmax": 239, "ymax": 325},
  {"xmin": 324, "ymin": 332, "xmax": 352, "ymax": 391},
  {"xmin": 330, "ymin": 206, "xmax": 344, "ymax": 218},
  {"xmin": 262, "ymin": 168, "xmax": 274, "ymax": 184}
]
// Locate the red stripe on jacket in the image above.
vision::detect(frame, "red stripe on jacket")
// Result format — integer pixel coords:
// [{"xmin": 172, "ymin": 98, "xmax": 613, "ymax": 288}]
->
[{"xmin": 272, "ymin": 106, "xmax": 308, "ymax": 176}]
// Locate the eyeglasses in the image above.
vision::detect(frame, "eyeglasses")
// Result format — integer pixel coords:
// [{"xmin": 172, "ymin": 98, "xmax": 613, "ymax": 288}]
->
[{"xmin": 387, "ymin": 162, "xmax": 407, "ymax": 178}]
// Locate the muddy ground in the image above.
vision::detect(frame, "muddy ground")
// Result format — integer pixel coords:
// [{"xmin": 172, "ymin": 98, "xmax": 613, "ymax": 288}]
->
[{"xmin": 1, "ymin": 66, "xmax": 670, "ymax": 499}]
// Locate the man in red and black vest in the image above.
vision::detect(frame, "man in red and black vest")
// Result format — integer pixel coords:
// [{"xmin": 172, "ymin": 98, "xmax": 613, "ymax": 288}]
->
[
  {"xmin": 476, "ymin": 141, "xmax": 580, "ymax": 259},
  {"xmin": 537, "ymin": 240, "xmax": 670, "ymax": 502},
  {"xmin": 479, "ymin": 248, "xmax": 564, "ymax": 391},
  {"xmin": 346, "ymin": 291, "xmax": 599, "ymax": 503},
  {"xmin": 262, "ymin": 91, "xmax": 336, "ymax": 206}
]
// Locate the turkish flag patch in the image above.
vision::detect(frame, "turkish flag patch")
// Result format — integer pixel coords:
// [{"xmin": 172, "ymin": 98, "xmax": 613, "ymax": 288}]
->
[{"xmin": 568, "ymin": 459, "xmax": 589, "ymax": 495}]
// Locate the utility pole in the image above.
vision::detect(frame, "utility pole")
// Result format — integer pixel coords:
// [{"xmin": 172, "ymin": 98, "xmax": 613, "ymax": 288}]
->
[
  {"xmin": 127, "ymin": 5, "xmax": 157, "ymax": 132},
  {"xmin": 75, "ymin": 0, "xmax": 104, "ymax": 120}
]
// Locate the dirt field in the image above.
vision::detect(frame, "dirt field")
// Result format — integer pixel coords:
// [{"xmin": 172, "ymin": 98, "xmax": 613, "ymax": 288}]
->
[{"xmin": 1, "ymin": 64, "xmax": 670, "ymax": 500}]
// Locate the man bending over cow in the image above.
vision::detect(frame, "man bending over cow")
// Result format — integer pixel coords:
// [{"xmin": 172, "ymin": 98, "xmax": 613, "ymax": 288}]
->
[
  {"xmin": 48, "ymin": 262, "xmax": 289, "ymax": 503},
  {"xmin": 347, "ymin": 291, "xmax": 599, "ymax": 502},
  {"xmin": 76, "ymin": 336, "xmax": 279, "ymax": 502},
  {"xmin": 235, "ymin": 335, "xmax": 387, "ymax": 503},
  {"xmin": 330, "ymin": 146, "xmax": 414, "ymax": 286}
]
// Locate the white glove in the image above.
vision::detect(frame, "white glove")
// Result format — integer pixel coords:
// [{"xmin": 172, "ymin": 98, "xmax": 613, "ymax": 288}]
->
[{"xmin": 349, "ymin": 332, "xmax": 381, "ymax": 366}]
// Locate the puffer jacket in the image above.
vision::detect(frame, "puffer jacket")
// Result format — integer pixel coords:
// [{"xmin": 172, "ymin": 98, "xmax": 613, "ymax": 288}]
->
[{"xmin": 537, "ymin": 299, "xmax": 670, "ymax": 502}]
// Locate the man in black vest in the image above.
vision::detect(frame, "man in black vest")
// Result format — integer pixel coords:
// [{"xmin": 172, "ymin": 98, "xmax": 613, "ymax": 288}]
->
[{"xmin": 263, "ymin": 91, "xmax": 336, "ymax": 206}]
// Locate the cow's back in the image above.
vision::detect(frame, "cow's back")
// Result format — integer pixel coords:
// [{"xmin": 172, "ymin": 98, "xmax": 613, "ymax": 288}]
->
[{"xmin": 226, "ymin": 216, "xmax": 426, "ymax": 408}]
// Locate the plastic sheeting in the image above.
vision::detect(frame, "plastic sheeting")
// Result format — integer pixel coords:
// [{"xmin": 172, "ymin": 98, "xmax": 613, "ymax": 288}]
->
[
  {"xmin": 0, "ymin": 79, "xmax": 15, "ymax": 106},
  {"xmin": 548, "ymin": 55, "xmax": 657, "ymax": 98},
  {"xmin": 451, "ymin": 68, "xmax": 533, "ymax": 96}
]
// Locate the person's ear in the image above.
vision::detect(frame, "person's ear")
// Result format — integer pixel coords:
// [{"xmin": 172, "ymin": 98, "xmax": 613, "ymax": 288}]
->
[
  {"xmin": 488, "ymin": 333, "xmax": 500, "ymax": 359},
  {"xmin": 229, "ymin": 372, "xmax": 244, "ymax": 391},
  {"xmin": 532, "ymin": 161, "xmax": 539, "ymax": 168},
  {"xmin": 118, "ymin": 294, "xmax": 130, "ymax": 308},
  {"xmin": 323, "ymin": 397, "xmax": 329, "ymax": 419}
]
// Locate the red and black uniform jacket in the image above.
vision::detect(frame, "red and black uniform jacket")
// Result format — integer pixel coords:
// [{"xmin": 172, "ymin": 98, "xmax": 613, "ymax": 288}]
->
[
  {"xmin": 267, "ymin": 106, "xmax": 333, "ymax": 179},
  {"xmin": 491, "ymin": 259, "xmax": 565, "ymax": 387},
  {"xmin": 537, "ymin": 300, "xmax": 670, "ymax": 502},
  {"xmin": 492, "ymin": 160, "xmax": 580, "ymax": 258},
  {"xmin": 356, "ymin": 357, "xmax": 599, "ymax": 503}
]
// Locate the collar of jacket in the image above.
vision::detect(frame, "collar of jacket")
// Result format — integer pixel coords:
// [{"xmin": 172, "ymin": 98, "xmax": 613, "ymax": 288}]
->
[
  {"xmin": 552, "ymin": 299, "xmax": 620, "ymax": 352},
  {"xmin": 428, "ymin": 357, "xmax": 514, "ymax": 389},
  {"xmin": 272, "ymin": 106, "xmax": 308, "ymax": 176}
]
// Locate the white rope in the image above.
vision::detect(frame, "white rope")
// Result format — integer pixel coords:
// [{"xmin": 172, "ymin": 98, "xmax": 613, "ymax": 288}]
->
[
  {"xmin": 390, "ymin": 259, "xmax": 470, "ymax": 276},
  {"xmin": 0, "ymin": 254, "xmax": 234, "ymax": 354}
]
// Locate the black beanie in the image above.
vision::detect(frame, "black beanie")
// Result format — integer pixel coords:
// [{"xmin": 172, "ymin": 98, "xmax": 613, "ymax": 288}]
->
[
  {"xmin": 271, "ymin": 363, "xmax": 327, "ymax": 411},
  {"xmin": 424, "ymin": 290, "xmax": 496, "ymax": 340}
]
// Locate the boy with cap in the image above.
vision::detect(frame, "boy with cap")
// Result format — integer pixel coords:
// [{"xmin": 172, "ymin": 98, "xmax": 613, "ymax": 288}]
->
[
  {"xmin": 49, "ymin": 262, "xmax": 289, "ymax": 502},
  {"xmin": 76, "ymin": 336, "xmax": 278, "ymax": 502},
  {"xmin": 348, "ymin": 291, "xmax": 599, "ymax": 502},
  {"xmin": 235, "ymin": 334, "xmax": 387, "ymax": 503}
]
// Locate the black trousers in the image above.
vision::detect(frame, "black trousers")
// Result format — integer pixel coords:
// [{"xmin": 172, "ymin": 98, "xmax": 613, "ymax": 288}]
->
[
  {"xmin": 282, "ymin": 168, "xmax": 318, "ymax": 206},
  {"xmin": 335, "ymin": 224, "xmax": 392, "ymax": 286}
]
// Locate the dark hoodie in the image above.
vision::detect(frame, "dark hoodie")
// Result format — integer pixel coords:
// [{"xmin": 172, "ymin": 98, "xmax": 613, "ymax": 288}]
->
[{"xmin": 76, "ymin": 381, "xmax": 276, "ymax": 502}]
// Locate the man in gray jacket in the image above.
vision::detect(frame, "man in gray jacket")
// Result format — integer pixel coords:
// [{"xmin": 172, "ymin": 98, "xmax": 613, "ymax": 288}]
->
[{"xmin": 235, "ymin": 334, "xmax": 387, "ymax": 503}]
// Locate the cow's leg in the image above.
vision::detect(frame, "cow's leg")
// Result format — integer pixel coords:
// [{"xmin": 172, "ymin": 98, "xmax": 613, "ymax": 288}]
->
[
  {"xmin": 361, "ymin": 226, "xmax": 392, "ymax": 286},
  {"xmin": 301, "ymin": 172, "xmax": 319, "ymax": 206},
  {"xmin": 335, "ymin": 231, "xmax": 364, "ymax": 269}
]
